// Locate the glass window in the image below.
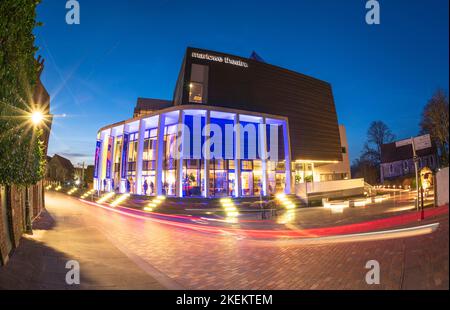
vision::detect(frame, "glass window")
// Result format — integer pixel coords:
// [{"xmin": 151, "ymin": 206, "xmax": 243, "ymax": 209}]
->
[
  {"xmin": 189, "ymin": 82, "xmax": 203, "ymax": 103},
  {"xmin": 241, "ymin": 160, "xmax": 253, "ymax": 170},
  {"xmin": 189, "ymin": 64, "xmax": 208, "ymax": 104},
  {"xmin": 183, "ymin": 159, "xmax": 203, "ymax": 197}
]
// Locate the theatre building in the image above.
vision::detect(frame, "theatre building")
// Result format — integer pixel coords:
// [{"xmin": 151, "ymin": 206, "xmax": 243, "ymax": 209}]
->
[{"xmin": 94, "ymin": 47, "xmax": 348, "ymax": 198}]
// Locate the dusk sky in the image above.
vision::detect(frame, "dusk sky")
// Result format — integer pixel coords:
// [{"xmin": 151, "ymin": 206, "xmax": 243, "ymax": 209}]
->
[{"xmin": 34, "ymin": 0, "xmax": 449, "ymax": 166}]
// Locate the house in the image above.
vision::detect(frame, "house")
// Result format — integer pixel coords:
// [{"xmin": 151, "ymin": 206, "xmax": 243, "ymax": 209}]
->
[
  {"xmin": 380, "ymin": 134, "xmax": 438, "ymax": 183},
  {"xmin": 46, "ymin": 154, "xmax": 74, "ymax": 184}
]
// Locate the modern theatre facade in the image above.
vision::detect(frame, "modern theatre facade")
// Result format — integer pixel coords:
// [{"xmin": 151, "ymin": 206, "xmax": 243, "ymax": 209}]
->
[{"xmin": 94, "ymin": 47, "xmax": 346, "ymax": 198}]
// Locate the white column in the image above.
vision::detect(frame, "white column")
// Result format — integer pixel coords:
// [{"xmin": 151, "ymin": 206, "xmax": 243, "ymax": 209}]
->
[
  {"xmin": 135, "ymin": 119, "xmax": 146, "ymax": 195},
  {"xmin": 260, "ymin": 117, "xmax": 268, "ymax": 196},
  {"xmin": 234, "ymin": 114, "xmax": 241, "ymax": 197},
  {"xmin": 119, "ymin": 124, "xmax": 129, "ymax": 193},
  {"xmin": 98, "ymin": 129, "xmax": 110, "ymax": 192},
  {"xmin": 177, "ymin": 111, "xmax": 185, "ymax": 197},
  {"xmin": 203, "ymin": 110, "xmax": 210, "ymax": 198},
  {"xmin": 311, "ymin": 162, "xmax": 316, "ymax": 182},
  {"xmin": 108, "ymin": 135, "xmax": 115, "ymax": 192},
  {"xmin": 283, "ymin": 120, "xmax": 292, "ymax": 194},
  {"xmin": 155, "ymin": 114, "xmax": 166, "ymax": 196}
]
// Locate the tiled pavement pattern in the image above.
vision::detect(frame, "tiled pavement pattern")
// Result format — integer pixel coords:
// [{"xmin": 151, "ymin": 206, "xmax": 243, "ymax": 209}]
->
[{"xmin": 1, "ymin": 192, "xmax": 448, "ymax": 290}]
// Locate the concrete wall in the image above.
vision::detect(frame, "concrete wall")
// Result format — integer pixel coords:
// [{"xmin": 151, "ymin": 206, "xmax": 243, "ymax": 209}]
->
[
  {"xmin": 295, "ymin": 178, "xmax": 365, "ymax": 198},
  {"xmin": 314, "ymin": 125, "xmax": 351, "ymax": 181},
  {"xmin": 436, "ymin": 167, "xmax": 449, "ymax": 207}
]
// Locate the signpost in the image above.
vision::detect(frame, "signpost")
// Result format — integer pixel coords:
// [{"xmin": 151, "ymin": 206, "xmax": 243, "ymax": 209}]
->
[
  {"xmin": 411, "ymin": 139, "xmax": 420, "ymax": 212},
  {"xmin": 397, "ymin": 134, "xmax": 431, "ymax": 214}
]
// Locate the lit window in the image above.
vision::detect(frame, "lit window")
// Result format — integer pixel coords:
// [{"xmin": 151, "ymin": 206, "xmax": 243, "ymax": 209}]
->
[
  {"xmin": 189, "ymin": 82, "xmax": 203, "ymax": 103},
  {"xmin": 189, "ymin": 64, "xmax": 208, "ymax": 104},
  {"xmin": 241, "ymin": 160, "xmax": 253, "ymax": 170}
]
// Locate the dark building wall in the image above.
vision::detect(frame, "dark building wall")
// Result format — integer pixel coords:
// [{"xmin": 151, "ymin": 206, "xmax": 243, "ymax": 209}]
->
[
  {"xmin": 133, "ymin": 98, "xmax": 173, "ymax": 117},
  {"xmin": 175, "ymin": 47, "xmax": 342, "ymax": 162}
]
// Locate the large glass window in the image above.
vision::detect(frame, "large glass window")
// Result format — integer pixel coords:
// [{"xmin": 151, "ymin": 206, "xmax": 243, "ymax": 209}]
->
[
  {"xmin": 182, "ymin": 159, "xmax": 203, "ymax": 197},
  {"xmin": 112, "ymin": 137, "xmax": 122, "ymax": 192},
  {"xmin": 189, "ymin": 82, "xmax": 203, "ymax": 103},
  {"xmin": 240, "ymin": 160, "xmax": 262, "ymax": 197},
  {"xmin": 189, "ymin": 64, "xmax": 208, "ymax": 104},
  {"xmin": 126, "ymin": 132, "xmax": 138, "ymax": 193},
  {"xmin": 268, "ymin": 161, "xmax": 285, "ymax": 194},
  {"xmin": 142, "ymin": 128, "xmax": 157, "ymax": 196},
  {"xmin": 162, "ymin": 125, "xmax": 178, "ymax": 196},
  {"xmin": 208, "ymin": 159, "xmax": 230, "ymax": 197}
]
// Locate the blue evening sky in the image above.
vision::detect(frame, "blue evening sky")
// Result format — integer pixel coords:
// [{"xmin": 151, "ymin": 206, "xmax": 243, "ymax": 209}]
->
[{"xmin": 34, "ymin": 0, "xmax": 449, "ymax": 166}]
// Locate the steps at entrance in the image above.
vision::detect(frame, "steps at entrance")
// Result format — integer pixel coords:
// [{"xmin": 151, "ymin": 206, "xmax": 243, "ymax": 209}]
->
[{"xmin": 115, "ymin": 193, "xmax": 307, "ymax": 214}]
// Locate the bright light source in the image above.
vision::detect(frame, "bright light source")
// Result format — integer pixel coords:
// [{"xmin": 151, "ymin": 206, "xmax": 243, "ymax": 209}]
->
[
  {"xmin": 31, "ymin": 111, "xmax": 44, "ymax": 125},
  {"xmin": 285, "ymin": 203, "xmax": 296, "ymax": 210},
  {"xmin": 275, "ymin": 193, "xmax": 286, "ymax": 200}
]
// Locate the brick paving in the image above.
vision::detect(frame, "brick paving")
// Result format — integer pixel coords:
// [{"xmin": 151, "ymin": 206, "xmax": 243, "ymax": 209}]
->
[
  {"xmin": 0, "ymin": 198, "xmax": 167, "ymax": 290},
  {"xmin": 1, "ymin": 192, "xmax": 447, "ymax": 290}
]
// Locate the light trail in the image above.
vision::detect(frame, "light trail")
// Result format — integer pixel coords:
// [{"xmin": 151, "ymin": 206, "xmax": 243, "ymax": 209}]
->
[
  {"xmin": 258, "ymin": 223, "xmax": 440, "ymax": 246},
  {"xmin": 79, "ymin": 198, "xmax": 448, "ymax": 240}
]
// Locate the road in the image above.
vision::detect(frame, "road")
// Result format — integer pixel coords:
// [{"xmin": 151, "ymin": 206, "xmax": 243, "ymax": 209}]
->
[{"xmin": 1, "ymin": 191, "xmax": 448, "ymax": 289}]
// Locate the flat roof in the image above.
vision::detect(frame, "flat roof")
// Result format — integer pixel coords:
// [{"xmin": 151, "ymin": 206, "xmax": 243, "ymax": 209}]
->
[{"xmin": 98, "ymin": 104, "xmax": 288, "ymax": 133}]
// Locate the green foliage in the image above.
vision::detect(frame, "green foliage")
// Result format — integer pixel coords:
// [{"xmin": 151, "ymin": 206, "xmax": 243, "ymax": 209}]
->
[
  {"xmin": 304, "ymin": 175, "xmax": 313, "ymax": 183},
  {"xmin": 0, "ymin": 0, "xmax": 45, "ymax": 186}
]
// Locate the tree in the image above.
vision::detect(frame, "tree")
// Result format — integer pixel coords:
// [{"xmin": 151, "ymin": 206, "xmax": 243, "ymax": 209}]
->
[
  {"xmin": 0, "ymin": 0, "xmax": 45, "ymax": 186},
  {"xmin": 355, "ymin": 121, "xmax": 395, "ymax": 183},
  {"xmin": 420, "ymin": 89, "xmax": 449, "ymax": 167},
  {"xmin": 351, "ymin": 158, "xmax": 378, "ymax": 185},
  {"xmin": 362, "ymin": 121, "xmax": 396, "ymax": 165}
]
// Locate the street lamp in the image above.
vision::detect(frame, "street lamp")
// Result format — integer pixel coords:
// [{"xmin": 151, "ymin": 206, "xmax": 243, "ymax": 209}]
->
[
  {"xmin": 24, "ymin": 109, "xmax": 46, "ymax": 235},
  {"xmin": 31, "ymin": 111, "xmax": 44, "ymax": 125}
]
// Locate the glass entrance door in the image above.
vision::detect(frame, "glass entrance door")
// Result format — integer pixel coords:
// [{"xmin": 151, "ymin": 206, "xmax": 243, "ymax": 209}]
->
[{"xmin": 241, "ymin": 171, "xmax": 254, "ymax": 196}]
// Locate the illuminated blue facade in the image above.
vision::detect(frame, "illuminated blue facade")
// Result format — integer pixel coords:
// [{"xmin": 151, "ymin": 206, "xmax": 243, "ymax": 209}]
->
[{"xmin": 94, "ymin": 105, "xmax": 291, "ymax": 198}]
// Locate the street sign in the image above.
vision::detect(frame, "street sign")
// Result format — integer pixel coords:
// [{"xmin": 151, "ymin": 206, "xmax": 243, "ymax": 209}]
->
[{"xmin": 395, "ymin": 134, "xmax": 432, "ymax": 151}]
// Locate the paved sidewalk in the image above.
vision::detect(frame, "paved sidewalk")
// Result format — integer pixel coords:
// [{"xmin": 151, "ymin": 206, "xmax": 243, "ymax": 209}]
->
[
  {"xmin": 0, "ymin": 205, "xmax": 166, "ymax": 290},
  {"xmin": 1, "ymin": 192, "xmax": 447, "ymax": 290}
]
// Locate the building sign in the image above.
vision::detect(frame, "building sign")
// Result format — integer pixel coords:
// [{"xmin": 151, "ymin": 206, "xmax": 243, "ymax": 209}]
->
[
  {"xmin": 191, "ymin": 52, "xmax": 249, "ymax": 68},
  {"xmin": 395, "ymin": 134, "xmax": 432, "ymax": 151},
  {"xmin": 93, "ymin": 140, "xmax": 101, "ymax": 178},
  {"xmin": 121, "ymin": 133, "xmax": 129, "ymax": 178},
  {"xmin": 105, "ymin": 136, "xmax": 113, "ymax": 179}
]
